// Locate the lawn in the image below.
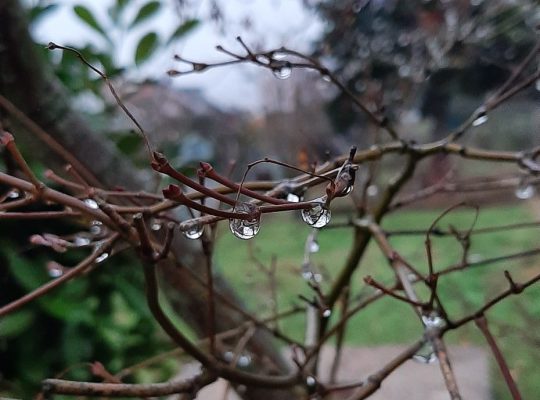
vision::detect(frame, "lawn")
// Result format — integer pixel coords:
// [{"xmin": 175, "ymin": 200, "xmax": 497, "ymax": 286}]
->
[{"xmin": 214, "ymin": 204, "xmax": 540, "ymax": 399}]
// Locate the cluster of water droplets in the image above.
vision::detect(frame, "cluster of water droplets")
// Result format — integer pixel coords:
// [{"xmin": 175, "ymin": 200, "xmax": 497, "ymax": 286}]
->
[
  {"xmin": 229, "ymin": 202, "xmax": 261, "ymax": 240},
  {"xmin": 301, "ymin": 197, "xmax": 331, "ymax": 229},
  {"xmin": 413, "ymin": 311, "xmax": 445, "ymax": 364}
]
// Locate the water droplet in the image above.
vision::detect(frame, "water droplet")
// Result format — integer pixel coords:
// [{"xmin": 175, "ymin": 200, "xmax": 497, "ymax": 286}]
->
[
  {"xmin": 84, "ymin": 199, "xmax": 99, "ymax": 209},
  {"xmin": 7, "ymin": 190, "xmax": 20, "ymax": 199},
  {"xmin": 308, "ymin": 239, "xmax": 320, "ymax": 253},
  {"xmin": 342, "ymin": 184, "xmax": 354, "ymax": 195},
  {"xmin": 238, "ymin": 354, "xmax": 252, "ymax": 367},
  {"xmin": 229, "ymin": 202, "xmax": 261, "ymax": 240},
  {"xmin": 366, "ymin": 185, "xmax": 379, "ymax": 197},
  {"xmin": 422, "ymin": 312, "xmax": 445, "ymax": 329},
  {"xmin": 272, "ymin": 62, "xmax": 292, "ymax": 80},
  {"xmin": 301, "ymin": 199, "xmax": 331, "ymax": 228},
  {"xmin": 287, "ymin": 193, "xmax": 301, "ymax": 203},
  {"xmin": 321, "ymin": 73, "xmax": 331, "ymax": 82},
  {"xmin": 472, "ymin": 111, "xmax": 488, "ymax": 127},
  {"xmin": 90, "ymin": 221, "xmax": 103, "ymax": 235},
  {"xmin": 272, "ymin": 51, "xmax": 287, "ymax": 60},
  {"xmin": 255, "ymin": 54, "xmax": 270, "ymax": 64},
  {"xmin": 184, "ymin": 223, "xmax": 203, "ymax": 240},
  {"xmin": 95, "ymin": 252, "xmax": 109, "ymax": 263},
  {"xmin": 151, "ymin": 223, "xmax": 162, "ymax": 231},
  {"xmin": 47, "ymin": 262, "xmax": 63, "ymax": 278},
  {"xmin": 515, "ymin": 183, "xmax": 535, "ymax": 200},
  {"xmin": 413, "ymin": 342, "xmax": 437, "ymax": 364},
  {"xmin": 322, "ymin": 308, "xmax": 332, "ymax": 318},
  {"xmin": 223, "ymin": 351, "xmax": 234, "ymax": 362},
  {"xmin": 467, "ymin": 253, "xmax": 483, "ymax": 263},
  {"xmin": 74, "ymin": 237, "xmax": 91, "ymax": 247},
  {"xmin": 306, "ymin": 375, "xmax": 316, "ymax": 387}
]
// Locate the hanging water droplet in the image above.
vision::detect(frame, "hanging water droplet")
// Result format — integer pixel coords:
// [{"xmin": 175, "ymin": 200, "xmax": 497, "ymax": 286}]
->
[
  {"xmin": 366, "ymin": 185, "xmax": 379, "ymax": 197},
  {"xmin": 308, "ymin": 239, "xmax": 320, "ymax": 253},
  {"xmin": 151, "ymin": 222, "xmax": 162, "ymax": 231},
  {"xmin": 184, "ymin": 223, "xmax": 203, "ymax": 240},
  {"xmin": 422, "ymin": 312, "xmax": 445, "ymax": 329},
  {"xmin": 229, "ymin": 202, "xmax": 261, "ymax": 240},
  {"xmin": 223, "ymin": 351, "xmax": 234, "ymax": 362},
  {"xmin": 321, "ymin": 73, "xmax": 331, "ymax": 82},
  {"xmin": 301, "ymin": 199, "xmax": 331, "ymax": 228},
  {"xmin": 413, "ymin": 342, "xmax": 437, "ymax": 364},
  {"xmin": 515, "ymin": 183, "xmax": 535, "ymax": 200},
  {"xmin": 322, "ymin": 308, "xmax": 332, "ymax": 318},
  {"xmin": 286, "ymin": 193, "xmax": 301, "ymax": 203},
  {"xmin": 84, "ymin": 199, "xmax": 99, "ymax": 209},
  {"xmin": 74, "ymin": 237, "xmax": 91, "ymax": 247},
  {"xmin": 472, "ymin": 110, "xmax": 488, "ymax": 127},
  {"xmin": 7, "ymin": 190, "xmax": 20, "ymax": 199},
  {"xmin": 255, "ymin": 54, "xmax": 270, "ymax": 64},
  {"xmin": 47, "ymin": 262, "xmax": 64, "ymax": 278},
  {"xmin": 272, "ymin": 62, "xmax": 292, "ymax": 80},
  {"xmin": 306, "ymin": 375, "xmax": 317, "ymax": 387},
  {"xmin": 95, "ymin": 252, "xmax": 109, "ymax": 263},
  {"xmin": 237, "ymin": 354, "xmax": 252, "ymax": 368},
  {"xmin": 90, "ymin": 221, "xmax": 103, "ymax": 235}
]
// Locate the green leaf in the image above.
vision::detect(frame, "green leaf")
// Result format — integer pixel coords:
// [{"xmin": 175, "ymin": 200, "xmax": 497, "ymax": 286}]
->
[
  {"xmin": 130, "ymin": 1, "xmax": 161, "ymax": 28},
  {"xmin": 167, "ymin": 18, "xmax": 200, "ymax": 45},
  {"xmin": 0, "ymin": 310, "xmax": 35, "ymax": 338},
  {"xmin": 73, "ymin": 5, "xmax": 107, "ymax": 38},
  {"xmin": 134, "ymin": 32, "xmax": 159, "ymax": 65}
]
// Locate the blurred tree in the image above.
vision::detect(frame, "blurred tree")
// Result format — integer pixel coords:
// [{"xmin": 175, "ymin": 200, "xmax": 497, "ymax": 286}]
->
[{"xmin": 309, "ymin": 0, "xmax": 538, "ymax": 142}]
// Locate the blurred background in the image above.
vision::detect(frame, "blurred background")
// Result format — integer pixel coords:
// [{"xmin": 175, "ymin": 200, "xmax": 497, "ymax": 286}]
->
[{"xmin": 1, "ymin": 0, "xmax": 539, "ymax": 398}]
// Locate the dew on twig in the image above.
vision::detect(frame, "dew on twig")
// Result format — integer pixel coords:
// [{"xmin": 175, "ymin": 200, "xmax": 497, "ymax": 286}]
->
[
  {"xmin": 83, "ymin": 198, "xmax": 99, "ymax": 209},
  {"xmin": 413, "ymin": 342, "xmax": 437, "ymax": 364},
  {"xmin": 515, "ymin": 182, "xmax": 535, "ymax": 199},
  {"xmin": 229, "ymin": 202, "xmax": 261, "ymax": 239},
  {"xmin": 272, "ymin": 62, "xmax": 292, "ymax": 80},
  {"xmin": 95, "ymin": 252, "xmax": 109, "ymax": 263},
  {"xmin": 184, "ymin": 223, "xmax": 203, "ymax": 240},
  {"xmin": 472, "ymin": 110, "xmax": 488, "ymax": 127},
  {"xmin": 301, "ymin": 198, "xmax": 331, "ymax": 228}
]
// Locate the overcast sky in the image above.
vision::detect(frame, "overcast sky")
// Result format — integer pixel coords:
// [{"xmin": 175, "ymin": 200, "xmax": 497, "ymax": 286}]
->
[{"xmin": 32, "ymin": 0, "xmax": 325, "ymax": 112}]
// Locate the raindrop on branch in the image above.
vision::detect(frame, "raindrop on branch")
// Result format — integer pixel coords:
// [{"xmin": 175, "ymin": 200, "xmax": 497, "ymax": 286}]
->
[
  {"xmin": 287, "ymin": 193, "xmax": 301, "ymax": 203},
  {"xmin": 413, "ymin": 342, "xmax": 437, "ymax": 364},
  {"xmin": 472, "ymin": 110, "xmax": 488, "ymax": 127},
  {"xmin": 151, "ymin": 222, "xmax": 162, "ymax": 231},
  {"xmin": 229, "ymin": 202, "xmax": 261, "ymax": 240},
  {"xmin": 272, "ymin": 62, "xmax": 292, "ymax": 80},
  {"xmin": 301, "ymin": 198, "xmax": 331, "ymax": 228},
  {"xmin": 74, "ymin": 237, "xmax": 91, "ymax": 247},
  {"xmin": 308, "ymin": 239, "xmax": 320, "ymax": 253},
  {"xmin": 47, "ymin": 261, "xmax": 64, "ymax": 278},
  {"xmin": 84, "ymin": 199, "xmax": 99, "ymax": 209},
  {"xmin": 95, "ymin": 252, "xmax": 109, "ymax": 263},
  {"xmin": 322, "ymin": 308, "xmax": 332, "ymax": 318},
  {"xmin": 7, "ymin": 190, "xmax": 20, "ymax": 199},
  {"xmin": 256, "ymin": 54, "xmax": 271, "ymax": 64},
  {"xmin": 184, "ymin": 223, "xmax": 203, "ymax": 240},
  {"xmin": 366, "ymin": 185, "xmax": 379, "ymax": 197},
  {"xmin": 515, "ymin": 182, "xmax": 535, "ymax": 200},
  {"xmin": 306, "ymin": 375, "xmax": 317, "ymax": 387},
  {"xmin": 421, "ymin": 312, "xmax": 445, "ymax": 329},
  {"xmin": 272, "ymin": 51, "xmax": 287, "ymax": 60}
]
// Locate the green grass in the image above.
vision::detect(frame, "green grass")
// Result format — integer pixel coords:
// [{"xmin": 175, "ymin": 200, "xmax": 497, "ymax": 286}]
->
[{"xmin": 214, "ymin": 204, "xmax": 540, "ymax": 399}]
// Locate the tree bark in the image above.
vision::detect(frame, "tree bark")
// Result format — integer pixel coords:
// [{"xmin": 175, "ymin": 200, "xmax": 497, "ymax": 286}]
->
[{"xmin": 0, "ymin": 2, "xmax": 295, "ymax": 398}]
